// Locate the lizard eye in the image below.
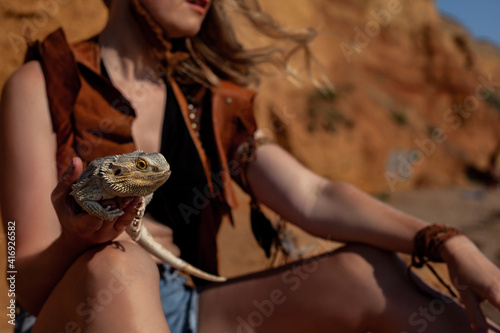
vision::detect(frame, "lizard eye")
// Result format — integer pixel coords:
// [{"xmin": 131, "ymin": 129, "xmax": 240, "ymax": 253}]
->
[
  {"xmin": 136, "ymin": 159, "xmax": 148, "ymax": 170},
  {"xmin": 114, "ymin": 169, "xmax": 121, "ymax": 176}
]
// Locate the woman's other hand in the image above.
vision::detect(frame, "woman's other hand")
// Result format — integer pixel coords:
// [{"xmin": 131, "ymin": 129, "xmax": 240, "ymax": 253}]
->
[{"xmin": 442, "ymin": 236, "xmax": 500, "ymax": 332}]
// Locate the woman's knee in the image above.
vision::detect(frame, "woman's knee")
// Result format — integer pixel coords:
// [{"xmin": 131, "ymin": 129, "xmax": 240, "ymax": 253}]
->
[
  {"xmin": 321, "ymin": 245, "xmax": 403, "ymax": 315},
  {"xmin": 72, "ymin": 240, "xmax": 160, "ymax": 292},
  {"xmin": 328, "ymin": 243, "xmax": 402, "ymax": 282}
]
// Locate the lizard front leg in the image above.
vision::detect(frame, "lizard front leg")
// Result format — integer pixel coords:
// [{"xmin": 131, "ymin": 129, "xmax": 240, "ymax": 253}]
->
[
  {"xmin": 79, "ymin": 200, "xmax": 124, "ymax": 221},
  {"xmin": 73, "ymin": 185, "xmax": 124, "ymax": 221}
]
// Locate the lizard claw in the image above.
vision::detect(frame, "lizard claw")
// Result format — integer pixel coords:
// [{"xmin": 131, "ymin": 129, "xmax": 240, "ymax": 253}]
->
[
  {"xmin": 101, "ymin": 206, "xmax": 124, "ymax": 220},
  {"xmin": 101, "ymin": 210, "xmax": 124, "ymax": 221},
  {"xmin": 104, "ymin": 205, "xmax": 121, "ymax": 214},
  {"xmin": 108, "ymin": 207, "xmax": 123, "ymax": 214}
]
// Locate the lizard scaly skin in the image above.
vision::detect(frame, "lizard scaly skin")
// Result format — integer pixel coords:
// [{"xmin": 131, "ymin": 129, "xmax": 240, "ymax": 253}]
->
[{"xmin": 70, "ymin": 150, "xmax": 226, "ymax": 282}]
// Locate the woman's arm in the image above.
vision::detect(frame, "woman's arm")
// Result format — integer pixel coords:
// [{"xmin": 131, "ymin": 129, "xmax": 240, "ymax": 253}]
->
[
  {"xmin": 246, "ymin": 143, "xmax": 427, "ymax": 253},
  {"xmin": 1, "ymin": 61, "xmax": 70, "ymax": 314},
  {"xmin": 0, "ymin": 61, "xmax": 139, "ymax": 315}
]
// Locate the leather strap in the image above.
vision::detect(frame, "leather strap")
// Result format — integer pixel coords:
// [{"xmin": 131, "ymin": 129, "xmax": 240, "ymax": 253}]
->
[
  {"xmin": 412, "ymin": 223, "xmax": 464, "ymax": 266},
  {"xmin": 408, "ymin": 224, "xmax": 464, "ymax": 298}
]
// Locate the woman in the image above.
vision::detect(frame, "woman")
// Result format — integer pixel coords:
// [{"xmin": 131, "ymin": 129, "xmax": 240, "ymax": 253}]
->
[{"xmin": 1, "ymin": 0, "xmax": 499, "ymax": 332}]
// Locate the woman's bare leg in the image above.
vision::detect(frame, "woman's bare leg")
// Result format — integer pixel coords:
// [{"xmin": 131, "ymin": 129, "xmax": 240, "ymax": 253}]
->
[
  {"xmin": 32, "ymin": 241, "xmax": 169, "ymax": 333},
  {"xmin": 199, "ymin": 244, "xmax": 483, "ymax": 333}
]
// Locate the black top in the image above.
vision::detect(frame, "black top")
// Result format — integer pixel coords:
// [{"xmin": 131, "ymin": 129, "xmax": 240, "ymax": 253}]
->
[{"xmin": 148, "ymin": 83, "xmax": 211, "ymax": 266}]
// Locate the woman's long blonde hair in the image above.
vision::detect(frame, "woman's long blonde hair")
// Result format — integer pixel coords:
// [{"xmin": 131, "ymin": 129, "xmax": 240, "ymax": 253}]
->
[{"xmin": 186, "ymin": 0, "xmax": 319, "ymax": 87}]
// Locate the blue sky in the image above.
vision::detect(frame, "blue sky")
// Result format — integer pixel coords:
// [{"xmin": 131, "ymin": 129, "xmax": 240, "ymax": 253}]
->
[{"xmin": 436, "ymin": 1, "xmax": 500, "ymax": 47}]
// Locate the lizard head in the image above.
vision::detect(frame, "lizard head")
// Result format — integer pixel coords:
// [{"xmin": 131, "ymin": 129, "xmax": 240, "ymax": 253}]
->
[{"xmin": 100, "ymin": 151, "xmax": 171, "ymax": 197}]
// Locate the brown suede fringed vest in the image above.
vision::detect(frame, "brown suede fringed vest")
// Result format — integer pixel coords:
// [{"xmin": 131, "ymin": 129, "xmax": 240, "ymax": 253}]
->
[{"xmin": 25, "ymin": 29, "xmax": 257, "ymax": 280}]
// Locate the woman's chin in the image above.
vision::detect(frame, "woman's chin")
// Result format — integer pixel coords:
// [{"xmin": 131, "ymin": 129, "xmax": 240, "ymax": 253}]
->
[{"xmin": 163, "ymin": 19, "xmax": 204, "ymax": 39}]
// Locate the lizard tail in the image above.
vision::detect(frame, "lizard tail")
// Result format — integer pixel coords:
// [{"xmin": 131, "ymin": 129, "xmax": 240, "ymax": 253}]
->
[{"xmin": 130, "ymin": 226, "xmax": 227, "ymax": 283}]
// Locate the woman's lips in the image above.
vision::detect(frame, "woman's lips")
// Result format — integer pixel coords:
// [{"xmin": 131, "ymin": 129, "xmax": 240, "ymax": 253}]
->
[{"xmin": 187, "ymin": 0, "xmax": 209, "ymax": 13}]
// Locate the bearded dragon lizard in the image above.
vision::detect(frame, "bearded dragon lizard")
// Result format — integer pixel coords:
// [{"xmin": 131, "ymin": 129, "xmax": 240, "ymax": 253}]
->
[{"xmin": 70, "ymin": 150, "xmax": 226, "ymax": 282}]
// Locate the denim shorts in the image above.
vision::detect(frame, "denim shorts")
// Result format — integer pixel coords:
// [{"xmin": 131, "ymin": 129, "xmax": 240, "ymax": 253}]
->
[{"xmin": 15, "ymin": 264, "xmax": 200, "ymax": 333}]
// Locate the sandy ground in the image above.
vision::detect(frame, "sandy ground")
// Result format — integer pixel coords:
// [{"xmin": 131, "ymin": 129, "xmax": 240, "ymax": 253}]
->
[{"xmin": 0, "ymin": 186, "xmax": 499, "ymax": 332}]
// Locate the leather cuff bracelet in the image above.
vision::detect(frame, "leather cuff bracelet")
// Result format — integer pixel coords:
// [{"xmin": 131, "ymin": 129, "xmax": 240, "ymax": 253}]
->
[
  {"xmin": 412, "ymin": 223, "xmax": 464, "ymax": 267},
  {"xmin": 408, "ymin": 223, "xmax": 464, "ymax": 298}
]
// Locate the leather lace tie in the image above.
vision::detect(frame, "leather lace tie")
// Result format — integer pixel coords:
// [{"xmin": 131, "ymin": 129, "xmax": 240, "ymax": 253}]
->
[{"xmin": 408, "ymin": 223, "xmax": 464, "ymax": 298}]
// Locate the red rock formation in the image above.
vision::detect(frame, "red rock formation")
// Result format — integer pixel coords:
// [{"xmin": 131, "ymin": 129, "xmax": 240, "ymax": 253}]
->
[{"xmin": 251, "ymin": 0, "xmax": 500, "ymax": 193}]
